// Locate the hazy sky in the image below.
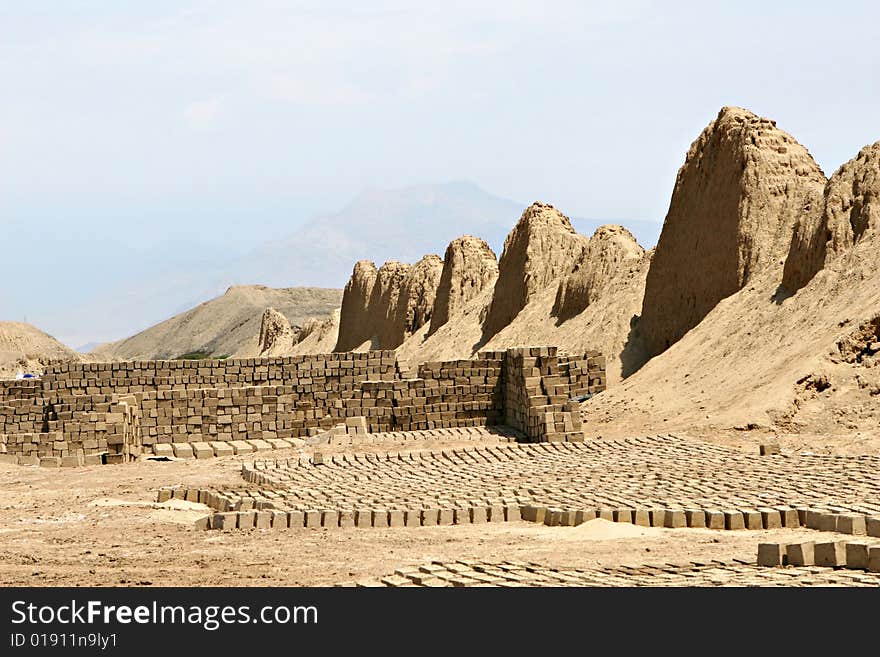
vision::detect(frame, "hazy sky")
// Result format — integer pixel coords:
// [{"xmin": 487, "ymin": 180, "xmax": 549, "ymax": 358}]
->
[{"xmin": 2, "ymin": 1, "xmax": 878, "ymax": 342}]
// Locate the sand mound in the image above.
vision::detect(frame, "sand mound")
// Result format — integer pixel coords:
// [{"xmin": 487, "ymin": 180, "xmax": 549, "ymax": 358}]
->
[
  {"xmin": 428, "ymin": 236, "xmax": 498, "ymax": 336},
  {"xmin": 0, "ymin": 322, "xmax": 81, "ymax": 378},
  {"xmin": 552, "ymin": 225, "xmax": 644, "ymax": 322},
  {"xmin": 257, "ymin": 307, "xmax": 296, "ymax": 356},
  {"xmin": 482, "ymin": 202, "xmax": 589, "ymax": 340},
  {"xmin": 92, "ymin": 285, "xmax": 341, "ymax": 360},
  {"xmin": 784, "ymin": 142, "xmax": 880, "ymax": 292},
  {"xmin": 639, "ymin": 107, "xmax": 826, "ymax": 359}
]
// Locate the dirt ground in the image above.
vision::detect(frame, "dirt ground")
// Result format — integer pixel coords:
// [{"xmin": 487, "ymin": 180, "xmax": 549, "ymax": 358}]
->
[{"xmin": 0, "ymin": 440, "xmax": 866, "ymax": 588}]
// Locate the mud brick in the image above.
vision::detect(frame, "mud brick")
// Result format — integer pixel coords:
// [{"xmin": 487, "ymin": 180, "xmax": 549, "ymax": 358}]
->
[
  {"xmin": 404, "ymin": 509, "xmax": 420, "ymax": 527},
  {"xmin": 649, "ymin": 509, "xmax": 666, "ymax": 527},
  {"xmin": 153, "ymin": 444, "xmax": 175, "ymax": 458},
  {"xmin": 505, "ymin": 505, "xmax": 522, "ymax": 522},
  {"xmin": 742, "ymin": 509, "xmax": 763, "ymax": 530},
  {"xmin": 521, "ymin": 505, "xmax": 546, "ymax": 523},
  {"xmin": 266, "ymin": 438, "xmax": 292, "ymax": 450},
  {"xmin": 846, "ymin": 542, "xmax": 871, "ymax": 570},
  {"xmin": 759, "ymin": 444, "xmax": 780, "ymax": 456},
  {"xmin": 237, "ymin": 511, "xmax": 256, "ymax": 529},
  {"xmin": 757, "ymin": 543, "xmax": 786, "ymax": 567},
  {"xmin": 185, "ymin": 489, "xmax": 199, "ymax": 503},
  {"xmin": 724, "ymin": 510, "xmax": 745, "ymax": 530},
  {"xmin": 488, "ymin": 505, "xmax": 505, "ymax": 523},
  {"xmin": 868, "ymin": 547, "xmax": 880, "ymax": 573},
  {"xmin": 255, "ymin": 511, "xmax": 272, "ymax": 529},
  {"xmin": 171, "ymin": 443, "xmax": 194, "ymax": 459},
  {"xmin": 759, "ymin": 508, "xmax": 782, "ymax": 529},
  {"xmin": 18, "ymin": 455, "xmax": 39, "ymax": 466},
  {"xmin": 210, "ymin": 441, "xmax": 234, "ymax": 457},
  {"xmin": 559, "ymin": 509, "xmax": 576, "ymax": 526},
  {"xmin": 706, "ymin": 510, "xmax": 727, "ymax": 529},
  {"xmin": 156, "ymin": 488, "xmax": 173, "ymax": 503},
  {"xmin": 867, "ymin": 517, "xmax": 880, "ymax": 538},
  {"xmin": 83, "ymin": 454, "xmax": 103, "ymax": 466},
  {"xmin": 39, "ymin": 457, "xmax": 61, "ymax": 467},
  {"xmin": 544, "ymin": 508, "xmax": 563, "ymax": 526},
  {"xmin": 288, "ymin": 510, "xmax": 305, "ymax": 528},
  {"xmin": 787, "ymin": 542, "xmax": 815, "ymax": 566},
  {"xmin": 836, "ymin": 514, "xmax": 867, "ymax": 535},
  {"xmin": 438, "ymin": 509, "xmax": 454, "ymax": 525},
  {"xmin": 270, "ymin": 510, "xmax": 289, "ymax": 529},
  {"xmin": 61, "ymin": 454, "xmax": 83, "ymax": 467},
  {"xmin": 211, "ymin": 512, "xmax": 237, "ymax": 530},
  {"xmin": 685, "ymin": 509, "xmax": 706, "ymax": 528},
  {"xmin": 304, "ymin": 510, "xmax": 322, "ymax": 528},
  {"xmin": 191, "ymin": 442, "xmax": 214, "ymax": 459},
  {"xmin": 575, "ymin": 509, "xmax": 597, "ymax": 525},
  {"xmin": 818, "ymin": 512, "xmax": 838, "ymax": 533},
  {"xmin": 614, "ymin": 509, "xmax": 634, "ymax": 524},
  {"xmin": 322, "ymin": 510, "xmax": 339, "ymax": 528},
  {"xmin": 814, "ymin": 541, "xmax": 847, "ymax": 567},
  {"xmin": 339, "ymin": 510, "xmax": 355, "ymax": 528},
  {"xmin": 355, "ymin": 509, "xmax": 372, "ymax": 528},
  {"xmin": 0, "ymin": 455, "xmax": 18, "ymax": 465},
  {"xmin": 247, "ymin": 439, "xmax": 273, "ymax": 452},
  {"xmin": 805, "ymin": 509, "xmax": 827, "ymax": 530},
  {"xmin": 229, "ymin": 440, "xmax": 254, "ymax": 455},
  {"xmin": 453, "ymin": 508, "xmax": 471, "ymax": 525},
  {"xmin": 370, "ymin": 509, "xmax": 389, "ymax": 528},
  {"xmin": 664, "ymin": 509, "xmax": 686, "ymax": 528},
  {"xmin": 192, "ymin": 515, "xmax": 211, "ymax": 531},
  {"xmin": 775, "ymin": 506, "xmax": 800, "ymax": 528},
  {"xmin": 633, "ymin": 509, "xmax": 651, "ymax": 527},
  {"xmin": 420, "ymin": 508, "xmax": 439, "ymax": 526},
  {"xmin": 388, "ymin": 510, "xmax": 404, "ymax": 527},
  {"xmin": 470, "ymin": 507, "xmax": 488, "ymax": 524}
]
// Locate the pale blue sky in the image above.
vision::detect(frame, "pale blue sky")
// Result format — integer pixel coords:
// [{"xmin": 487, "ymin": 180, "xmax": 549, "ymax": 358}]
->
[{"xmin": 2, "ymin": 1, "xmax": 878, "ymax": 345}]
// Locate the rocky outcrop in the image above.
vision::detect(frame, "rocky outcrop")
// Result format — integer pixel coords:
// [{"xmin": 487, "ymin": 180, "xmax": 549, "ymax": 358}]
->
[
  {"xmin": 428, "ymin": 236, "xmax": 498, "ymax": 335},
  {"xmin": 482, "ymin": 202, "xmax": 589, "ymax": 340},
  {"xmin": 335, "ymin": 260, "xmax": 379, "ymax": 352},
  {"xmin": 640, "ymin": 106, "xmax": 826, "ymax": 358},
  {"xmin": 257, "ymin": 307, "xmax": 296, "ymax": 355},
  {"xmin": 784, "ymin": 142, "xmax": 880, "ymax": 292},
  {"xmin": 552, "ymin": 225, "xmax": 644, "ymax": 322},
  {"xmin": 391, "ymin": 255, "xmax": 443, "ymax": 345}
]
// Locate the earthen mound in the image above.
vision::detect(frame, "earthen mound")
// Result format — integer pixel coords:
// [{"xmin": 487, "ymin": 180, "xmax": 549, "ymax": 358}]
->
[
  {"xmin": 391, "ymin": 255, "xmax": 443, "ymax": 345},
  {"xmin": 0, "ymin": 322, "xmax": 81, "ymax": 377},
  {"xmin": 335, "ymin": 260, "xmax": 379, "ymax": 351},
  {"xmin": 640, "ymin": 106, "xmax": 826, "ymax": 358},
  {"xmin": 428, "ymin": 236, "xmax": 498, "ymax": 335},
  {"xmin": 784, "ymin": 142, "xmax": 880, "ymax": 292},
  {"xmin": 482, "ymin": 202, "xmax": 588, "ymax": 340},
  {"xmin": 257, "ymin": 307, "xmax": 296, "ymax": 356},
  {"xmin": 552, "ymin": 225, "xmax": 644, "ymax": 322}
]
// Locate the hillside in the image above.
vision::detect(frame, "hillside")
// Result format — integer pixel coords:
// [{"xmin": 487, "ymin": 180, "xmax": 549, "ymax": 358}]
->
[
  {"xmin": 91, "ymin": 286, "xmax": 341, "ymax": 360},
  {"xmin": 0, "ymin": 322, "xmax": 81, "ymax": 378}
]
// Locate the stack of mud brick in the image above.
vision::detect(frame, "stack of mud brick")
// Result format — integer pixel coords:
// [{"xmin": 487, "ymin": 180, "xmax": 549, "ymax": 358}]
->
[
  {"xmin": 557, "ymin": 352, "xmax": 606, "ymax": 398},
  {"xmin": 503, "ymin": 347, "xmax": 604, "ymax": 442}
]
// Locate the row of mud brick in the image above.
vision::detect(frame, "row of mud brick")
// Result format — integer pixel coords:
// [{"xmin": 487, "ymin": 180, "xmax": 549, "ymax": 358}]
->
[
  {"xmin": 40, "ymin": 352, "xmax": 400, "ymax": 396},
  {"xmin": 758, "ymin": 540, "xmax": 880, "ymax": 571}
]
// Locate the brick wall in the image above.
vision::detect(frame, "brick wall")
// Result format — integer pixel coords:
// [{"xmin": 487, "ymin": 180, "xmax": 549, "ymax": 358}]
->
[{"xmin": 0, "ymin": 347, "xmax": 606, "ymax": 466}]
